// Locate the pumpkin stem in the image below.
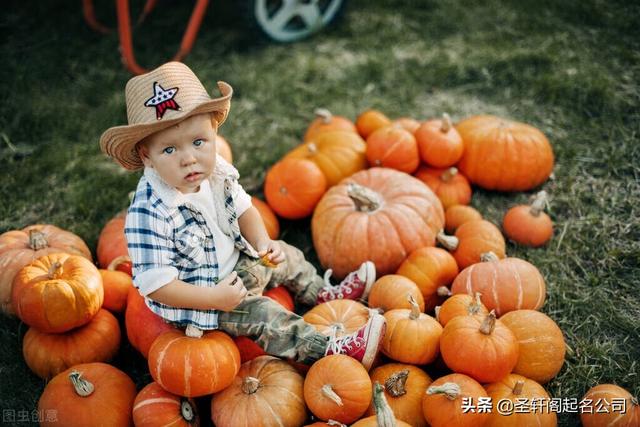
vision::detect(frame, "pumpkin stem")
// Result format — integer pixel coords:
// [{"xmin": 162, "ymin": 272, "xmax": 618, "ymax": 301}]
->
[
  {"xmin": 436, "ymin": 230, "xmax": 459, "ymax": 251},
  {"xmin": 468, "ymin": 292, "xmax": 484, "ymax": 315},
  {"xmin": 241, "ymin": 376, "xmax": 261, "ymax": 394},
  {"xmin": 28, "ymin": 229, "xmax": 49, "ymax": 250},
  {"xmin": 434, "ymin": 305, "xmax": 441, "ymax": 322},
  {"xmin": 180, "ymin": 399, "xmax": 196, "ymax": 422},
  {"xmin": 480, "ymin": 252, "xmax": 500, "ymax": 263},
  {"xmin": 441, "ymin": 167, "xmax": 458, "ymax": 182},
  {"xmin": 372, "ymin": 382, "xmax": 397, "ymax": 427},
  {"xmin": 314, "ymin": 108, "xmax": 333, "ymax": 124},
  {"xmin": 68, "ymin": 371, "xmax": 95, "ymax": 397},
  {"xmin": 437, "ymin": 286, "xmax": 451, "ymax": 297},
  {"xmin": 479, "ymin": 310, "xmax": 497, "ymax": 335},
  {"xmin": 326, "ymin": 421, "xmax": 347, "ymax": 427},
  {"xmin": 512, "ymin": 380, "xmax": 525, "ymax": 395},
  {"xmin": 529, "ymin": 191, "xmax": 548, "ymax": 217},
  {"xmin": 47, "ymin": 261, "xmax": 63, "ymax": 279},
  {"xmin": 408, "ymin": 294, "xmax": 421, "ymax": 320},
  {"xmin": 185, "ymin": 324, "xmax": 203, "ymax": 338},
  {"xmin": 307, "ymin": 142, "xmax": 319, "ymax": 154},
  {"xmin": 440, "ymin": 113, "xmax": 452, "ymax": 133},
  {"xmin": 632, "ymin": 397, "xmax": 639, "ymax": 407},
  {"xmin": 347, "ymin": 183, "xmax": 382, "ymax": 213},
  {"xmin": 426, "ymin": 382, "xmax": 461, "ymax": 401},
  {"xmin": 107, "ymin": 255, "xmax": 131, "ymax": 271},
  {"xmin": 321, "ymin": 384, "xmax": 344, "ymax": 407},
  {"xmin": 385, "ymin": 369, "xmax": 410, "ymax": 397}
]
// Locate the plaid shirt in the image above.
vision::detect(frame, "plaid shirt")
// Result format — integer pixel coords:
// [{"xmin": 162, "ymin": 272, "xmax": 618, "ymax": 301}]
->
[{"xmin": 125, "ymin": 155, "xmax": 257, "ymax": 329}]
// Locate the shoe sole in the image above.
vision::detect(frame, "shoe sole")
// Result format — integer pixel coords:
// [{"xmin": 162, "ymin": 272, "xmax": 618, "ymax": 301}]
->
[
  {"xmin": 361, "ymin": 313, "xmax": 386, "ymax": 371},
  {"xmin": 361, "ymin": 261, "xmax": 376, "ymax": 300}
]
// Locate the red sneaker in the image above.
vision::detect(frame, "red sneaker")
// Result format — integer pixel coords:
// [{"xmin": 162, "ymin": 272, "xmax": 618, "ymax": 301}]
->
[
  {"xmin": 316, "ymin": 261, "xmax": 376, "ymax": 304},
  {"xmin": 324, "ymin": 311, "xmax": 386, "ymax": 370}
]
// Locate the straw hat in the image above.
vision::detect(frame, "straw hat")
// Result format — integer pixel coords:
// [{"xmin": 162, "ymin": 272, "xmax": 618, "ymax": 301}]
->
[{"xmin": 100, "ymin": 61, "xmax": 233, "ymax": 170}]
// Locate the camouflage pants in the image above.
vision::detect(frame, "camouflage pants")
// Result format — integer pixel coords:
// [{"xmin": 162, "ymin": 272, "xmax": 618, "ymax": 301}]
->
[{"xmin": 217, "ymin": 241, "xmax": 329, "ymax": 364}]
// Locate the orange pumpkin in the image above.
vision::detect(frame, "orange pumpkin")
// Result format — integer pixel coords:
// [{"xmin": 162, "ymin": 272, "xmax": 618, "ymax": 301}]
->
[
  {"xmin": 264, "ymin": 158, "xmax": 327, "ymax": 219},
  {"xmin": 97, "ymin": 212, "xmax": 132, "ymax": 276},
  {"xmin": 23, "ymin": 309, "xmax": 120, "ymax": 380},
  {"xmin": 304, "ymin": 422, "xmax": 347, "ymax": 427},
  {"xmin": 366, "ymin": 125, "xmax": 420, "ymax": 173},
  {"xmin": 415, "ymin": 166, "xmax": 472, "ymax": 209},
  {"xmin": 437, "ymin": 219, "xmax": 506, "ymax": 269},
  {"xmin": 312, "ymin": 168, "xmax": 445, "ymax": 279},
  {"xmin": 148, "ymin": 329, "xmax": 240, "ymax": 397},
  {"xmin": 38, "ymin": 362, "xmax": 136, "ymax": 427},
  {"xmin": 284, "ymin": 130, "xmax": 367, "ymax": 187},
  {"xmin": 133, "ymin": 382, "xmax": 200, "ymax": 427},
  {"xmin": 303, "ymin": 299, "xmax": 370, "ymax": 337},
  {"xmin": 212, "ymin": 356, "xmax": 307, "ymax": 427},
  {"xmin": 356, "ymin": 109, "xmax": 392, "ymax": 139},
  {"xmin": 503, "ymin": 191, "xmax": 553, "ymax": 247},
  {"xmin": 500, "ymin": 310, "xmax": 565, "ymax": 384},
  {"xmin": 264, "ymin": 285, "xmax": 294, "ymax": 311},
  {"xmin": 450, "ymin": 253, "xmax": 547, "ymax": 316},
  {"xmin": 580, "ymin": 384, "xmax": 640, "ymax": 427},
  {"xmin": 305, "ymin": 108, "xmax": 357, "ymax": 141},
  {"xmin": 216, "ymin": 134, "xmax": 233, "ymax": 163},
  {"xmin": 352, "ymin": 382, "xmax": 413, "ymax": 427},
  {"xmin": 12, "ymin": 253, "xmax": 103, "ymax": 333},
  {"xmin": 422, "ymin": 373, "xmax": 491, "ymax": 427},
  {"xmin": 125, "ymin": 288, "xmax": 176, "ymax": 358},
  {"xmin": 435, "ymin": 292, "xmax": 488, "ymax": 327},
  {"xmin": 396, "ymin": 246, "xmax": 459, "ymax": 313},
  {"xmin": 304, "ymin": 354, "xmax": 372, "ymax": 424},
  {"xmin": 485, "ymin": 374, "xmax": 557, "ymax": 426},
  {"xmin": 382, "ymin": 296, "xmax": 443, "ymax": 365},
  {"xmin": 456, "ymin": 115, "xmax": 554, "ymax": 191},
  {"xmin": 233, "ymin": 335, "xmax": 267, "ymax": 363},
  {"xmin": 366, "ymin": 363, "xmax": 432, "ymax": 427},
  {"xmin": 0, "ymin": 224, "xmax": 92, "ymax": 316},
  {"xmin": 368, "ymin": 275, "xmax": 425, "ymax": 313},
  {"xmin": 252, "ymin": 196, "xmax": 280, "ymax": 239},
  {"xmin": 445, "ymin": 205, "xmax": 483, "ymax": 234},
  {"xmin": 392, "ymin": 117, "xmax": 421, "ymax": 133},
  {"xmin": 99, "ymin": 264, "xmax": 133, "ymax": 313},
  {"xmin": 415, "ymin": 113, "xmax": 464, "ymax": 168},
  {"xmin": 440, "ymin": 311, "xmax": 519, "ymax": 383}
]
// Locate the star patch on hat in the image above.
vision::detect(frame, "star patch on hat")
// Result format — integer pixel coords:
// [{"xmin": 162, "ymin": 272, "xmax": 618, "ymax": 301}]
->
[{"xmin": 144, "ymin": 82, "xmax": 181, "ymax": 120}]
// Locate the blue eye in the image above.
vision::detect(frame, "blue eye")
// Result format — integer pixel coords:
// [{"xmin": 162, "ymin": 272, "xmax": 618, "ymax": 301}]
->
[
  {"xmin": 162, "ymin": 146, "xmax": 175, "ymax": 155},
  {"xmin": 193, "ymin": 139, "xmax": 204, "ymax": 147}
]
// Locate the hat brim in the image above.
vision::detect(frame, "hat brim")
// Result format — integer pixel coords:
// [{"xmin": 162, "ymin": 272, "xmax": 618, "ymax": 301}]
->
[{"xmin": 100, "ymin": 81, "xmax": 232, "ymax": 171}]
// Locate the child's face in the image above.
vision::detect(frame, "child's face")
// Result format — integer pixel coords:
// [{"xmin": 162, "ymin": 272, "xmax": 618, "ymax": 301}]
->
[{"xmin": 140, "ymin": 114, "xmax": 217, "ymax": 193}]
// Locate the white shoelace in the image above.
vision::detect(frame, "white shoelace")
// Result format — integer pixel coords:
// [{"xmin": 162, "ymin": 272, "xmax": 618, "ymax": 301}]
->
[
  {"xmin": 325, "ymin": 323, "xmax": 364, "ymax": 355},
  {"xmin": 320, "ymin": 269, "xmax": 355, "ymax": 299}
]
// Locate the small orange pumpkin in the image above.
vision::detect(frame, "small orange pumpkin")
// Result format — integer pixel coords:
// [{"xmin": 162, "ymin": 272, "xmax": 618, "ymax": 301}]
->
[
  {"xmin": 396, "ymin": 246, "xmax": 459, "ymax": 313},
  {"xmin": 500, "ymin": 310, "xmax": 566, "ymax": 384},
  {"xmin": 233, "ymin": 335, "xmax": 267, "ymax": 363},
  {"xmin": 437, "ymin": 220, "xmax": 506, "ymax": 269},
  {"xmin": 99, "ymin": 259, "xmax": 133, "ymax": 313},
  {"xmin": 125, "ymin": 288, "xmax": 176, "ymax": 358},
  {"xmin": 415, "ymin": 113, "xmax": 464, "ymax": 168},
  {"xmin": 422, "ymin": 373, "xmax": 491, "ymax": 427},
  {"xmin": 392, "ymin": 117, "xmax": 421, "ymax": 133},
  {"xmin": 367, "ymin": 274, "xmax": 425, "ymax": 313},
  {"xmin": 580, "ymin": 384, "xmax": 640, "ymax": 427},
  {"xmin": 303, "ymin": 299, "xmax": 370, "ymax": 337},
  {"xmin": 304, "ymin": 354, "xmax": 372, "ymax": 424},
  {"xmin": 38, "ymin": 363, "xmax": 136, "ymax": 427},
  {"xmin": 252, "ymin": 197, "xmax": 280, "ymax": 239},
  {"xmin": 366, "ymin": 125, "xmax": 420, "ymax": 173},
  {"xmin": 133, "ymin": 382, "xmax": 200, "ymax": 427},
  {"xmin": 264, "ymin": 285, "xmax": 294, "ymax": 311},
  {"xmin": 216, "ymin": 134, "xmax": 233, "ymax": 163},
  {"xmin": 356, "ymin": 109, "xmax": 392, "ymax": 139},
  {"xmin": 485, "ymin": 374, "xmax": 557, "ymax": 426},
  {"xmin": 97, "ymin": 212, "xmax": 132, "ymax": 276},
  {"xmin": 415, "ymin": 166, "xmax": 472, "ymax": 209},
  {"xmin": 12, "ymin": 253, "xmax": 103, "ymax": 333},
  {"xmin": 305, "ymin": 108, "xmax": 357, "ymax": 141},
  {"xmin": 435, "ymin": 292, "xmax": 488, "ymax": 327},
  {"xmin": 264, "ymin": 157, "xmax": 327, "ymax": 219},
  {"xmin": 445, "ymin": 205, "xmax": 483, "ymax": 234},
  {"xmin": 440, "ymin": 311, "xmax": 519, "ymax": 383},
  {"xmin": 503, "ymin": 191, "xmax": 553, "ymax": 247}
]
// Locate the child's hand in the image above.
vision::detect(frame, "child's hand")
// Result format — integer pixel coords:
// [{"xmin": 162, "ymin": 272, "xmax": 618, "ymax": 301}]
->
[
  {"xmin": 258, "ymin": 240, "xmax": 285, "ymax": 266},
  {"xmin": 211, "ymin": 271, "xmax": 248, "ymax": 312}
]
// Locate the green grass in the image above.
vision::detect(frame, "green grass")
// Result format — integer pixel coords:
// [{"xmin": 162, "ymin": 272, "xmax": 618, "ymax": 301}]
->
[{"xmin": 1, "ymin": 0, "xmax": 639, "ymax": 425}]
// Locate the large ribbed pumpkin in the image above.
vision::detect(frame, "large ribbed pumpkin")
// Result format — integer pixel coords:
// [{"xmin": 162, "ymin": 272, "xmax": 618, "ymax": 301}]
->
[
  {"xmin": 303, "ymin": 299, "xmax": 370, "ymax": 337},
  {"xmin": 97, "ymin": 211, "xmax": 132, "ymax": 275},
  {"xmin": 133, "ymin": 382, "xmax": 200, "ymax": 427},
  {"xmin": 0, "ymin": 224, "xmax": 92, "ymax": 316},
  {"xmin": 312, "ymin": 168, "xmax": 445, "ymax": 279},
  {"xmin": 148, "ymin": 329, "xmax": 241, "ymax": 397},
  {"xmin": 125, "ymin": 288, "xmax": 176, "ymax": 358},
  {"xmin": 38, "ymin": 363, "xmax": 136, "ymax": 427},
  {"xmin": 451, "ymin": 253, "xmax": 547, "ymax": 316},
  {"xmin": 422, "ymin": 373, "xmax": 491, "ymax": 427},
  {"xmin": 23, "ymin": 309, "xmax": 120, "ymax": 380},
  {"xmin": 12, "ymin": 253, "xmax": 103, "ymax": 333},
  {"xmin": 285, "ymin": 130, "xmax": 367, "ymax": 187},
  {"xmin": 211, "ymin": 356, "xmax": 307, "ymax": 427},
  {"xmin": 456, "ymin": 115, "xmax": 554, "ymax": 191},
  {"xmin": 485, "ymin": 374, "xmax": 557, "ymax": 426},
  {"xmin": 580, "ymin": 384, "xmax": 640, "ymax": 427},
  {"xmin": 500, "ymin": 310, "xmax": 566, "ymax": 384}
]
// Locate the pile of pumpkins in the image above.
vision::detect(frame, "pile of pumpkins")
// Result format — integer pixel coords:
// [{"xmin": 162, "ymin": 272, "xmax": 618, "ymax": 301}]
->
[{"xmin": 0, "ymin": 108, "xmax": 638, "ymax": 426}]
